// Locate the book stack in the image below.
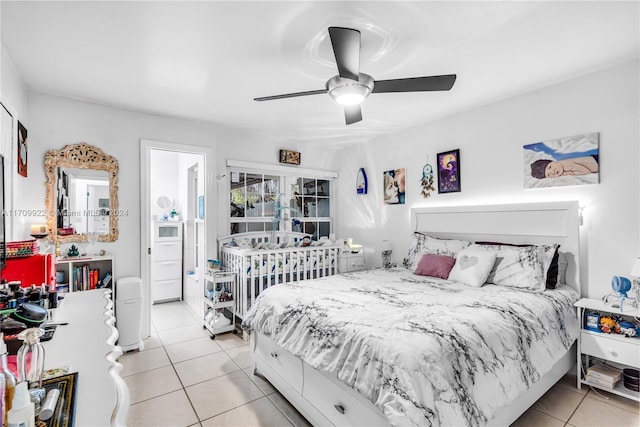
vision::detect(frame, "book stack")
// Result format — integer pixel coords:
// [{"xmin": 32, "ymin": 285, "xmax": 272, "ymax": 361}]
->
[{"xmin": 585, "ymin": 364, "xmax": 622, "ymax": 390}]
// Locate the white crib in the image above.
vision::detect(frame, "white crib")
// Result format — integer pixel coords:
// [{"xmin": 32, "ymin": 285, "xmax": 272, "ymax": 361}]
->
[{"xmin": 218, "ymin": 232, "xmax": 341, "ymax": 319}]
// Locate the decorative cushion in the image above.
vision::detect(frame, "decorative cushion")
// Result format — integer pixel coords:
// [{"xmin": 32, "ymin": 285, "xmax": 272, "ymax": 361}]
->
[
  {"xmin": 474, "ymin": 243, "xmax": 558, "ymax": 291},
  {"xmin": 406, "ymin": 233, "xmax": 471, "ymax": 270},
  {"xmin": 447, "ymin": 248, "xmax": 497, "ymax": 287},
  {"xmin": 414, "ymin": 254, "xmax": 457, "ymax": 279},
  {"xmin": 557, "ymin": 251, "xmax": 568, "ymax": 285},
  {"xmin": 475, "ymin": 241, "xmax": 561, "ymax": 289}
]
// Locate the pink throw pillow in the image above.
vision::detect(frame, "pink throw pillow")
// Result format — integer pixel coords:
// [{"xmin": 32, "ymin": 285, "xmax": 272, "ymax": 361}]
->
[{"xmin": 414, "ymin": 254, "xmax": 456, "ymax": 279}]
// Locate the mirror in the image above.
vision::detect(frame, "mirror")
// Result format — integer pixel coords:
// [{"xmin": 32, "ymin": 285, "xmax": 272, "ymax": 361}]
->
[{"xmin": 45, "ymin": 143, "xmax": 119, "ymax": 243}]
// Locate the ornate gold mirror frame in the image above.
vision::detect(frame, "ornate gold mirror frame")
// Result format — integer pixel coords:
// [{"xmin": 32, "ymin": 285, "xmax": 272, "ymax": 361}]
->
[{"xmin": 45, "ymin": 143, "xmax": 119, "ymax": 243}]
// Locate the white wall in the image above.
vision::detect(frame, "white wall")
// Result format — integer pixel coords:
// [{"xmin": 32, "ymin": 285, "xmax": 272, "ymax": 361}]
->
[
  {"xmin": 336, "ymin": 60, "xmax": 639, "ymax": 299},
  {"xmin": 17, "ymin": 92, "xmax": 219, "ymax": 279},
  {"xmin": 150, "ymin": 149, "xmax": 180, "ymax": 219}
]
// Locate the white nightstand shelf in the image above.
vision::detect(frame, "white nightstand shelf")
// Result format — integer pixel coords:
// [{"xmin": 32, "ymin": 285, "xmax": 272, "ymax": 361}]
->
[
  {"xmin": 338, "ymin": 245, "xmax": 366, "ymax": 273},
  {"xmin": 575, "ymin": 298, "xmax": 640, "ymax": 402}
]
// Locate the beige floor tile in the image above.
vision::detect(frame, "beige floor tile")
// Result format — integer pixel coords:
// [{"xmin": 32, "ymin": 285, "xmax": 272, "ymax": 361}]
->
[
  {"xmin": 556, "ymin": 373, "xmax": 588, "ymax": 396},
  {"xmin": 153, "ymin": 311, "xmax": 200, "ymax": 331},
  {"xmin": 586, "ymin": 388, "xmax": 640, "ymax": 414},
  {"xmin": 141, "ymin": 334, "xmax": 163, "ymax": 351},
  {"xmin": 127, "ymin": 389, "xmax": 198, "ymax": 427},
  {"xmin": 267, "ymin": 391, "xmax": 312, "ymax": 427},
  {"xmin": 568, "ymin": 395, "xmax": 640, "ymax": 427},
  {"xmin": 200, "ymin": 396, "xmax": 294, "ymax": 427},
  {"xmin": 165, "ymin": 336, "xmax": 223, "ymax": 364},
  {"xmin": 151, "ymin": 301, "xmax": 190, "ymax": 316},
  {"xmin": 124, "ymin": 365, "xmax": 183, "ymax": 404},
  {"xmin": 511, "ymin": 408, "xmax": 565, "ymax": 427},
  {"xmin": 120, "ymin": 346, "xmax": 171, "ymax": 377},
  {"xmin": 531, "ymin": 384, "xmax": 585, "ymax": 422},
  {"xmin": 185, "ymin": 370, "xmax": 264, "ymax": 420},
  {"xmin": 226, "ymin": 345, "xmax": 253, "ymax": 369},
  {"xmin": 174, "ymin": 351, "xmax": 240, "ymax": 387},
  {"xmin": 213, "ymin": 332, "xmax": 247, "ymax": 350},
  {"xmin": 158, "ymin": 323, "xmax": 210, "ymax": 346},
  {"xmin": 243, "ymin": 367, "xmax": 276, "ymax": 396}
]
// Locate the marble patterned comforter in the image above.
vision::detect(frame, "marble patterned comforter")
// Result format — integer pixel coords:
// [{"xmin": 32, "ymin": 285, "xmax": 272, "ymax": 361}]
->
[{"xmin": 242, "ymin": 268, "xmax": 580, "ymax": 427}]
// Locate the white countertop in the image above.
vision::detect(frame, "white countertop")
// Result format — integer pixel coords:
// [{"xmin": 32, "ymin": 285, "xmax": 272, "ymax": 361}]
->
[{"xmin": 43, "ymin": 289, "xmax": 123, "ymax": 426}]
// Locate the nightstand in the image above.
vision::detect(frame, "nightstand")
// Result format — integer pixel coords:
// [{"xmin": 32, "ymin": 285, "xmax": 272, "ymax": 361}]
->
[
  {"xmin": 338, "ymin": 245, "xmax": 366, "ymax": 273},
  {"xmin": 575, "ymin": 298, "xmax": 640, "ymax": 402}
]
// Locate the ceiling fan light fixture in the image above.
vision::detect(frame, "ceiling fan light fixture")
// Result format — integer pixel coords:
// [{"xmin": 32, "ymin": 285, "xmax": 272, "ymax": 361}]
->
[{"xmin": 326, "ymin": 74, "xmax": 374, "ymax": 106}]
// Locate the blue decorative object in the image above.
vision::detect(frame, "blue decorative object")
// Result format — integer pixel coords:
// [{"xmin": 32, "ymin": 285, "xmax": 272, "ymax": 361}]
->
[
  {"xmin": 585, "ymin": 311, "xmax": 601, "ymax": 332},
  {"xmin": 356, "ymin": 168, "xmax": 368, "ymax": 194},
  {"xmin": 612, "ymin": 276, "xmax": 632, "ymax": 298}
]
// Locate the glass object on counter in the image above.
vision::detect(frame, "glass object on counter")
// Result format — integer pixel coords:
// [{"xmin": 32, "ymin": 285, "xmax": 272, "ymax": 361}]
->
[{"xmin": 17, "ymin": 328, "xmax": 45, "ymax": 390}]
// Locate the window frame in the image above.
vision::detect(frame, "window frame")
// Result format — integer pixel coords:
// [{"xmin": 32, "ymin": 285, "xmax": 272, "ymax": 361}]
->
[{"xmin": 225, "ymin": 160, "xmax": 337, "ymax": 239}]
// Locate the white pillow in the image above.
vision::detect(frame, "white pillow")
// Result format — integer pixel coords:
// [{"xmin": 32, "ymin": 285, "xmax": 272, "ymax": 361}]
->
[
  {"xmin": 474, "ymin": 243, "xmax": 558, "ymax": 291},
  {"xmin": 405, "ymin": 233, "xmax": 471, "ymax": 269},
  {"xmin": 448, "ymin": 248, "xmax": 497, "ymax": 287}
]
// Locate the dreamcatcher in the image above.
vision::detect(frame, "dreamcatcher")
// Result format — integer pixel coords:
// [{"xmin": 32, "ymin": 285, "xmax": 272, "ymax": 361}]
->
[{"xmin": 420, "ymin": 163, "xmax": 435, "ymax": 198}]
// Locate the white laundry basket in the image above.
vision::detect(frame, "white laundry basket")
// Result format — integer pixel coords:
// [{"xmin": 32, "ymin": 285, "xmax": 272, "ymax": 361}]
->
[{"xmin": 116, "ymin": 277, "xmax": 144, "ymax": 352}]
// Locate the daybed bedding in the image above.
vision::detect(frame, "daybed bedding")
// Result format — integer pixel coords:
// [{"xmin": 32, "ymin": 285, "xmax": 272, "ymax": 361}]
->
[{"xmin": 242, "ymin": 268, "xmax": 580, "ymax": 427}]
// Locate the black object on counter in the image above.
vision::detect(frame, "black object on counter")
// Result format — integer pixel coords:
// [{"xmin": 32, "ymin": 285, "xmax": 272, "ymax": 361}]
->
[{"xmin": 11, "ymin": 302, "xmax": 47, "ymax": 328}]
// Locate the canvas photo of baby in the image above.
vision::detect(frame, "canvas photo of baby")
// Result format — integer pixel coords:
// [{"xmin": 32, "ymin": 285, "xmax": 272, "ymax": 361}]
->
[{"xmin": 523, "ymin": 132, "xmax": 599, "ymax": 189}]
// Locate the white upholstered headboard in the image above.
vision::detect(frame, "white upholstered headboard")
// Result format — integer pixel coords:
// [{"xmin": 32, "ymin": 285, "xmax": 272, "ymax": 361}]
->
[{"xmin": 411, "ymin": 201, "xmax": 581, "ymax": 294}]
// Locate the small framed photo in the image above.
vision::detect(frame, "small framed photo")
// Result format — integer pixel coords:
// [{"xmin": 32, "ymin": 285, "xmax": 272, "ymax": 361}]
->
[
  {"xmin": 437, "ymin": 149, "xmax": 461, "ymax": 193},
  {"xmin": 279, "ymin": 149, "xmax": 301, "ymax": 165},
  {"xmin": 585, "ymin": 311, "xmax": 601, "ymax": 332}
]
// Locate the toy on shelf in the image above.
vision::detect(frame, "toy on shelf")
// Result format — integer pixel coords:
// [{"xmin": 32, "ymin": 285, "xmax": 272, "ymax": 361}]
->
[{"xmin": 599, "ymin": 316, "xmax": 620, "ymax": 334}]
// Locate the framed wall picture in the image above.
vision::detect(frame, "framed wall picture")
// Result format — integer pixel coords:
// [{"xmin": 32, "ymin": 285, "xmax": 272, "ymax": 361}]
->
[
  {"xmin": 523, "ymin": 132, "xmax": 599, "ymax": 189},
  {"xmin": 437, "ymin": 149, "xmax": 460, "ymax": 193},
  {"xmin": 279, "ymin": 149, "xmax": 301, "ymax": 165},
  {"xmin": 383, "ymin": 168, "xmax": 406, "ymax": 204},
  {"xmin": 17, "ymin": 121, "xmax": 27, "ymax": 177}
]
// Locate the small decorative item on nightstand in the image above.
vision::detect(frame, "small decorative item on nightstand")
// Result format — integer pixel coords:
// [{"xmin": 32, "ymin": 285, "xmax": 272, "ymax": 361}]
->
[{"xmin": 585, "ymin": 311, "xmax": 600, "ymax": 332}]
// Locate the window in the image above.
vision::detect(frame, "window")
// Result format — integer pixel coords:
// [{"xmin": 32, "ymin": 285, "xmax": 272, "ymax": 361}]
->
[
  {"xmin": 230, "ymin": 172, "xmax": 281, "ymax": 234},
  {"xmin": 291, "ymin": 178, "xmax": 331, "ymax": 240},
  {"xmin": 228, "ymin": 168, "xmax": 333, "ymax": 240}
]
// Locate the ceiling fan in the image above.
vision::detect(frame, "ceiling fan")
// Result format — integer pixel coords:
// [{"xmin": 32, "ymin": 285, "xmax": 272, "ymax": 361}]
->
[{"xmin": 254, "ymin": 26, "xmax": 457, "ymax": 125}]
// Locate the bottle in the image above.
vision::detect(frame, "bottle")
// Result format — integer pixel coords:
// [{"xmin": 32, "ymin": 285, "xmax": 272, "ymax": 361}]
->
[
  {"xmin": 0, "ymin": 334, "xmax": 17, "ymax": 426},
  {"xmin": 7, "ymin": 382, "xmax": 34, "ymax": 427},
  {"xmin": 17, "ymin": 329, "xmax": 45, "ymax": 390}
]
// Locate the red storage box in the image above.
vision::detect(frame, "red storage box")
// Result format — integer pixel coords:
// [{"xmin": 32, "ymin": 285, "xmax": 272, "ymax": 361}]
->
[{"xmin": 2, "ymin": 254, "xmax": 56, "ymax": 287}]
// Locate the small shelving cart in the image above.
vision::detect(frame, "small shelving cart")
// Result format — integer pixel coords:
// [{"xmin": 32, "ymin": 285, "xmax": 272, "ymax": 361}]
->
[{"xmin": 203, "ymin": 268, "xmax": 237, "ymax": 339}]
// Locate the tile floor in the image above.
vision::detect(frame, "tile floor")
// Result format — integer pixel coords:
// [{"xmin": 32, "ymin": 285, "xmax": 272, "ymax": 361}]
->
[{"xmin": 120, "ymin": 301, "xmax": 640, "ymax": 427}]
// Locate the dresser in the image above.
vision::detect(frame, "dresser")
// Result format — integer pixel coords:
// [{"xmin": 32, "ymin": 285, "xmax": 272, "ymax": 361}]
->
[{"xmin": 151, "ymin": 221, "xmax": 183, "ymax": 303}]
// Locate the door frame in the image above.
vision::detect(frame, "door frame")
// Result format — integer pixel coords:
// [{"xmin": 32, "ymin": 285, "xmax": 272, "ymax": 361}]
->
[{"xmin": 140, "ymin": 139, "xmax": 215, "ymax": 338}]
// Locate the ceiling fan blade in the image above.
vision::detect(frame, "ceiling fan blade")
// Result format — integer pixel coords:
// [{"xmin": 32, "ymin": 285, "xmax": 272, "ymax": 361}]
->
[
  {"xmin": 328, "ymin": 27, "xmax": 360, "ymax": 81},
  {"xmin": 344, "ymin": 104, "xmax": 362, "ymax": 125},
  {"xmin": 254, "ymin": 89, "xmax": 327, "ymax": 101},
  {"xmin": 372, "ymin": 74, "xmax": 457, "ymax": 93}
]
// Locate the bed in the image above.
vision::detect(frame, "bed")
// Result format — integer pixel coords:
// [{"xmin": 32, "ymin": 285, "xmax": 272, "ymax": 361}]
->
[
  {"xmin": 219, "ymin": 231, "xmax": 341, "ymax": 319},
  {"xmin": 241, "ymin": 201, "xmax": 582, "ymax": 426}
]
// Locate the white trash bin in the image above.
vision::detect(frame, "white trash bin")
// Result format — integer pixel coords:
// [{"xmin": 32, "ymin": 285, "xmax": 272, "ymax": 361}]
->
[{"xmin": 116, "ymin": 277, "xmax": 144, "ymax": 352}]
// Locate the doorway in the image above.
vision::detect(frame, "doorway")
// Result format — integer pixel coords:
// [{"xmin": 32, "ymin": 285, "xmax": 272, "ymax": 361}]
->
[{"xmin": 140, "ymin": 139, "xmax": 214, "ymax": 339}]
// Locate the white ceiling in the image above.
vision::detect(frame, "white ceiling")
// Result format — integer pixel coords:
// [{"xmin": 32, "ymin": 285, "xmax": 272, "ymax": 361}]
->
[{"xmin": 1, "ymin": 1, "xmax": 638, "ymax": 145}]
